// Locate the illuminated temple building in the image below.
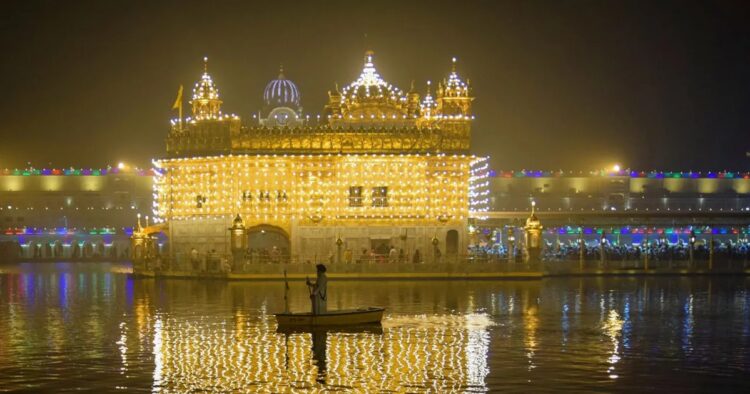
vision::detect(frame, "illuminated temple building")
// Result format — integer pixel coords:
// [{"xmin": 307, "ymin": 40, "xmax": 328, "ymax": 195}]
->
[
  {"xmin": 154, "ymin": 52, "xmax": 489, "ymax": 264},
  {"xmin": 4, "ymin": 55, "xmax": 750, "ymax": 264}
]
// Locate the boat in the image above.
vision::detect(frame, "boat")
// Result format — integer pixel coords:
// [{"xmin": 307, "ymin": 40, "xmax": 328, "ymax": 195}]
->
[
  {"xmin": 276, "ymin": 323, "xmax": 384, "ymax": 335},
  {"xmin": 275, "ymin": 307, "xmax": 385, "ymax": 327}
]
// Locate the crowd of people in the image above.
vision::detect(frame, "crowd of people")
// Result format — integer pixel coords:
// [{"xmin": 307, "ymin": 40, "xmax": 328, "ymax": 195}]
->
[{"xmin": 243, "ymin": 246, "xmax": 289, "ymax": 264}]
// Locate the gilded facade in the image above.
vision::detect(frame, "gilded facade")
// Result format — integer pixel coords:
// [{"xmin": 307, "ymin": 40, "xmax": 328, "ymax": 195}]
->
[{"xmin": 154, "ymin": 52, "xmax": 488, "ymax": 265}]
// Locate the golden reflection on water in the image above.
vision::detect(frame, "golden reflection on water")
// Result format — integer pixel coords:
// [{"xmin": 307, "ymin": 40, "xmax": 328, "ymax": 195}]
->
[
  {"xmin": 136, "ymin": 311, "xmax": 494, "ymax": 392},
  {"xmin": 2, "ymin": 267, "xmax": 750, "ymax": 392},
  {"xmin": 524, "ymin": 304, "xmax": 538, "ymax": 378},
  {"xmin": 602, "ymin": 309, "xmax": 624, "ymax": 379}
]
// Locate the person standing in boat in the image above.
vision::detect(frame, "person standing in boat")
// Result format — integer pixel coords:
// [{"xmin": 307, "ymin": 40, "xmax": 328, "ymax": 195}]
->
[{"xmin": 306, "ymin": 264, "xmax": 328, "ymax": 315}]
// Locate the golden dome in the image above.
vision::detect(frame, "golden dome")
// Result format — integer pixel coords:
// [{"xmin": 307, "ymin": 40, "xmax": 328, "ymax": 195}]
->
[
  {"xmin": 420, "ymin": 81, "xmax": 437, "ymax": 114},
  {"xmin": 525, "ymin": 201, "xmax": 542, "ymax": 229},
  {"xmin": 190, "ymin": 57, "xmax": 223, "ymax": 119},
  {"xmin": 333, "ymin": 51, "xmax": 412, "ymax": 123},
  {"xmin": 440, "ymin": 57, "xmax": 470, "ymax": 97}
]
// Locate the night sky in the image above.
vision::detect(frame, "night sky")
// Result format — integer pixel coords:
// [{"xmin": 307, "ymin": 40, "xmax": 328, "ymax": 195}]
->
[{"xmin": 1, "ymin": 0, "xmax": 749, "ymax": 172}]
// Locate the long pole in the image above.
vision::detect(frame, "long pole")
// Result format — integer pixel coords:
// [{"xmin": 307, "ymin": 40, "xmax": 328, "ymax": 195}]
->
[
  {"xmin": 283, "ymin": 269, "xmax": 289, "ymax": 313},
  {"xmin": 178, "ymin": 91, "xmax": 183, "ymax": 130},
  {"xmin": 169, "ymin": 168, "xmax": 175, "ymax": 264}
]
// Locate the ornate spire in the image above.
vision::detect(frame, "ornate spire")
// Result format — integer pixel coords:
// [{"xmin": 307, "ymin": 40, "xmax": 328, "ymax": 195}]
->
[
  {"xmin": 435, "ymin": 56, "xmax": 473, "ymax": 119},
  {"xmin": 526, "ymin": 200, "xmax": 540, "ymax": 226},
  {"xmin": 420, "ymin": 80, "xmax": 436, "ymax": 115},
  {"xmin": 331, "ymin": 50, "xmax": 410, "ymax": 124},
  {"xmin": 190, "ymin": 56, "xmax": 223, "ymax": 119},
  {"xmin": 278, "ymin": 63, "xmax": 285, "ymax": 79},
  {"xmin": 443, "ymin": 56, "xmax": 468, "ymax": 97}
]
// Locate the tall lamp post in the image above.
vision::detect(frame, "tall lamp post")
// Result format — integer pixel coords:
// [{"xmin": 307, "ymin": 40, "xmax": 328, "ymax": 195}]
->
[
  {"xmin": 228, "ymin": 214, "xmax": 247, "ymax": 272},
  {"xmin": 400, "ymin": 229, "xmax": 407, "ymax": 263},
  {"xmin": 131, "ymin": 213, "xmax": 146, "ymax": 268},
  {"xmin": 431, "ymin": 235, "xmax": 440, "ymax": 263},
  {"xmin": 523, "ymin": 200, "xmax": 543, "ymax": 265},
  {"xmin": 335, "ymin": 235, "xmax": 343, "ymax": 264}
]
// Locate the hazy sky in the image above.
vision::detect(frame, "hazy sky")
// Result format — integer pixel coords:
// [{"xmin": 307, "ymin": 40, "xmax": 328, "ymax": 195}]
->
[{"xmin": 1, "ymin": 0, "xmax": 749, "ymax": 171}]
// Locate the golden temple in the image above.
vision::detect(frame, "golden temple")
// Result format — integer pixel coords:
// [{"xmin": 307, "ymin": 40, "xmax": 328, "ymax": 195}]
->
[{"xmin": 151, "ymin": 51, "xmax": 489, "ymax": 267}]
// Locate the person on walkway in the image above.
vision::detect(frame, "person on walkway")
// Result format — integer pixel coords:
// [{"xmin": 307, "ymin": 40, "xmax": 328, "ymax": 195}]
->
[
  {"xmin": 306, "ymin": 264, "xmax": 328, "ymax": 315},
  {"xmin": 389, "ymin": 246, "xmax": 398, "ymax": 263},
  {"xmin": 190, "ymin": 248, "xmax": 199, "ymax": 270},
  {"xmin": 413, "ymin": 249, "xmax": 422, "ymax": 264}
]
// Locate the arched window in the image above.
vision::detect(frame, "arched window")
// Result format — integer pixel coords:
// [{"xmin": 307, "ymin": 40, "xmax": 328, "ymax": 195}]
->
[{"xmin": 446, "ymin": 230, "xmax": 459, "ymax": 255}]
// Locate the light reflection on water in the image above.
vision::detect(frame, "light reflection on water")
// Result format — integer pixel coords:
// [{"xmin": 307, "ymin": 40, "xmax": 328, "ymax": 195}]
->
[{"xmin": 0, "ymin": 262, "xmax": 749, "ymax": 392}]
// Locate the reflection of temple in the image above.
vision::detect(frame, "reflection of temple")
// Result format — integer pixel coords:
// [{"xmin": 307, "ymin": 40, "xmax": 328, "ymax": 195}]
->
[
  {"xmin": 144, "ymin": 313, "xmax": 492, "ymax": 391},
  {"xmin": 156, "ymin": 52, "xmax": 489, "ymax": 265}
]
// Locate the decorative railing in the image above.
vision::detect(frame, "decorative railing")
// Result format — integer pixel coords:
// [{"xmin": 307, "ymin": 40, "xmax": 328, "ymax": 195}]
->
[{"xmin": 166, "ymin": 126, "xmax": 470, "ymax": 156}]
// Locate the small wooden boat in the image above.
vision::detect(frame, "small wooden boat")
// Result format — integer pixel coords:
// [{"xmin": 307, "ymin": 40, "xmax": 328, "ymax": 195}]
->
[
  {"xmin": 275, "ymin": 307, "xmax": 385, "ymax": 327},
  {"xmin": 276, "ymin": 323, "xmax": 384, "ymax": 335}
]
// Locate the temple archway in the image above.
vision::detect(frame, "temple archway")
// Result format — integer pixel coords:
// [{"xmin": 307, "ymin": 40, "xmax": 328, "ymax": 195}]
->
[
  {"xmin": 94, "ymin": 241, "xmax": 105, "ymax": 258},
  {"xmin": 43, "ymin": 242, "xmax": 52, "ymax": 259},
  {"xmin": 24, "ymin": 240, "xmax": 35, "ymax": 259},
  {"xmin": 246, "ymin": 224, "xmax": 290, "ymax": 263},
  {"xmin": 446, "ymin": 230, "xmax": 459, "ymax": 255},
  {"xmin": 53, "ymin": 240, "xmax": 64, "ymax": 258},
  {"xmin": 82, "ymin": 241, "xmax": 94, "ymax": 259},
  {"xmin": 71, "ymin": 242, "xmax": 81, "ymax": 259}
]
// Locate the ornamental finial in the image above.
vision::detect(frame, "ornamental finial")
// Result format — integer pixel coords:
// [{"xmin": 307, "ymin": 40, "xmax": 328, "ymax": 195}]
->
[
  {"xmin": 451, "ymin": 56, "xmax": 457, "ymax": 72},
  {"xmin": 203, "ymin": 56, "xmax": 208, "ymax": 74},
  {"xmin": 278, "ymin": 63, "xmax": 285, "ymax": 79},
  {"xmin": 365, "ymin": 50, "xmax": 374, "ymax": 64}
]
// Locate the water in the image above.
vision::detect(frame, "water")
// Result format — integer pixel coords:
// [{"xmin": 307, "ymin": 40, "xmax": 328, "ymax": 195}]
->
[{"xmin": 0, "ymin": 263, "xmax": 749, "ymax": 392}]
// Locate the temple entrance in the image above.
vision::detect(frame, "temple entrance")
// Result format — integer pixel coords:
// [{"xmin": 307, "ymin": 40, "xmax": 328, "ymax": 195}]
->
[
  {"xmin": 370, "ymin": 239, "xmax": 391, "ymax": 257},
  {"xmin": 246, "ymin": 224, "xmax": 290, "ymax": 263},
  {"xmin": 446, "ymin": 230, "xmax": 459, "ymax": 255}
]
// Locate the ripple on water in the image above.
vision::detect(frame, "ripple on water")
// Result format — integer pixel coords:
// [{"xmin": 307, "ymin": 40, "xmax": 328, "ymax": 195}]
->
[{"xmin": 0, "ymin": 264, "xmax": 749, "ymax": 391}]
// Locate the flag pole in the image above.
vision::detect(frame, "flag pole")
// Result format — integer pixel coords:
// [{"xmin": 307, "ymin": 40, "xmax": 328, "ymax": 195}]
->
[
  {"xmin": 173, "ymin": 84, "xmax": 184, "ymax": 130},
  {"xmin": 178, "ymin": 100, "xmax": 182, "ymax": 130},
  {"xmin": 178, "ymin": 85, "xmax": 183, "ymax": 130}
]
